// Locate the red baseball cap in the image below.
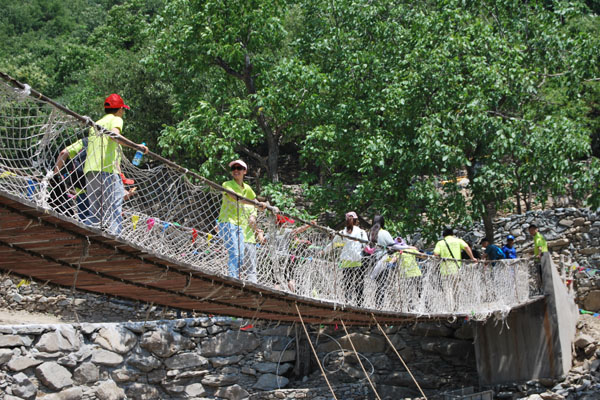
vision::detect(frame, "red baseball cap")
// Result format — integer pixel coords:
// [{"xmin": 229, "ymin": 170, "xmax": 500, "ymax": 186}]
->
[{"xmin": 104, "ymin": 94, "xmax": 130, "ymax": 110}]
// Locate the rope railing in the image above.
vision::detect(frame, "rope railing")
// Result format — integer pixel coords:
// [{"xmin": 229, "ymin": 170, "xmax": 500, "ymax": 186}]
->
[{"xmin": 0, "ymin": 73, "xmax": 542, "ymax": 320}]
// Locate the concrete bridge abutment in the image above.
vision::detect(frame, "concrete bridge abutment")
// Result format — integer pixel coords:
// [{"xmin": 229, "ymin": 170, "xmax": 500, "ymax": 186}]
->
[{"xmin": 474, "ymin": 253, "xmax": 578, "ymax": 385}]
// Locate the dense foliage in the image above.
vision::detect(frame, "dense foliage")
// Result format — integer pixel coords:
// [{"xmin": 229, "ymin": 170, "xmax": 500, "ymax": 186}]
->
[{"xmin": 2, "ymin": 0, "xmax": 599, "ymax": 241}]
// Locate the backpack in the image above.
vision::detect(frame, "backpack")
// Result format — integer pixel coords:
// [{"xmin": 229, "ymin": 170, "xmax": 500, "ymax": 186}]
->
[
  {"xmin": 67, "ymin": 137, "xmax": 88, "ymax": 189},
  {"xmin": 488, "ymin": 244, "xmax": 506, "ymax": 260}
]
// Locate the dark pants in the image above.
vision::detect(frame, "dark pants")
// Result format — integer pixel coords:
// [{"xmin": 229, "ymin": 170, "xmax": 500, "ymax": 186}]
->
[{"xmin": 342, "ymin": 265, "xmax": 367, "ymax": 307}]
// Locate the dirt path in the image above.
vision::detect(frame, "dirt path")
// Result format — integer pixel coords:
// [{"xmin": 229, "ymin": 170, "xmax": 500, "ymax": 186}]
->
[{"xmin": 0, "ymin": 309, "xmax": 70, "ymax": 325}]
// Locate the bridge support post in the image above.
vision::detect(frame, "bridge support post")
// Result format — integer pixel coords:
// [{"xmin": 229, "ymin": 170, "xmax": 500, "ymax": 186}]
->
[{"xmin": 473, "ymin": 253, "xmax": 578, "ymax": 385}]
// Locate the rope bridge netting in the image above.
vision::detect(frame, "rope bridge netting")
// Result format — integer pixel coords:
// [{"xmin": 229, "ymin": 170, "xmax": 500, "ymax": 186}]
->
[{"xmin": 0, "ymin": 74, "xmax": 541, "ymax": 321}]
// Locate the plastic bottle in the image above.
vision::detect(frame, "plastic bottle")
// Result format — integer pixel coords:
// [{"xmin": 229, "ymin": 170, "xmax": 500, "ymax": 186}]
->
[{"xmin": 132, "ymin": 142, "xmax": 146, "ymax": 166}]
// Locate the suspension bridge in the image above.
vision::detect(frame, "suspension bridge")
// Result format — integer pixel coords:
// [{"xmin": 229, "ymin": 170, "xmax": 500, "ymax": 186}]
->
[
  {"xmin": 0, "ymin": 72, "xmax": 546, "ymax": 326},
  {"xmin": 0, "ymin": 72, "xmax": 582, "ymax": 385}
]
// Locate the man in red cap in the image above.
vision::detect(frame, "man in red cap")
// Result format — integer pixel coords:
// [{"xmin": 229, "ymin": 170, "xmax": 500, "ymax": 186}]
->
[{"xmin": 55, "ymin": 94, "xmax": 147, "ymax": 234}]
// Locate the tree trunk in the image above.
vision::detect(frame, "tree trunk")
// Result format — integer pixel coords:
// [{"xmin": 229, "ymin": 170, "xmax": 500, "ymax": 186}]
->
[
  {"xmin": 525, "ymin": 188, "xmax": 532, "ymax": 211},
  {"xmin": 516, "ymin": 190, "xmax": 522, "ymax": 214},
  {"xmin": 265, "ymin": 130, "xmax": 279, "ymax": 182},
  {"xmin": 483, "ymin": 202, "xmax": 496, "ymax": 241}
]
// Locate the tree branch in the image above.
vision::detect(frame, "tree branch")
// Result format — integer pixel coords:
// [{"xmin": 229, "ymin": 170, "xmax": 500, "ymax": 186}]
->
[
  {"xmin": 235, "ymin": 144, "xmax": 267, "ymax": 167},
  {"xmin": 214, "ymin": 57, "xmax": 243, "ymax": 80}
]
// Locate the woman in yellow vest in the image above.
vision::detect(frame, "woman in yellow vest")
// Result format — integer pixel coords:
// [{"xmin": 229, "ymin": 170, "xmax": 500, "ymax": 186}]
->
[{"xmin": 391, "ymin": 237, "xmax": 424, "ymax": 312}]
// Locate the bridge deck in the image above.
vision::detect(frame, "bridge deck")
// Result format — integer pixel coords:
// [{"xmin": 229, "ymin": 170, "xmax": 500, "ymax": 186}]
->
[{"xmin": 1, "ymin": 191, "xmax": 476, "ymax": 325}]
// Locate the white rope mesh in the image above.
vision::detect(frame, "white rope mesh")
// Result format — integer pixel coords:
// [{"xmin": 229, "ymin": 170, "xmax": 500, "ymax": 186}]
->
[{"xmin": 0, "ymin": 77, "xmax": 542, "ymax": 320}]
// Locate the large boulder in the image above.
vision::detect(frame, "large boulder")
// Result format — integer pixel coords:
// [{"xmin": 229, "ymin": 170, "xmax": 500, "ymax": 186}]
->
[
  {"xmin": 214, "ymin": 384, "xmax": 249, "ymax": 400},
  {"xmin": 35, "ymin": 362, "xmax": 73, "ymax": 391},
  {"xmin": 165, "ymin": 352, "xmax": 209, "ymax": 370},
  {"xmin": 125, "ymin": 383, "xmax": 160, "ymax": 400},
  {"xmin": 253, "ymin": 373, "xmax": 288, "ymax": 390},
  {"xmin": 36, "ymin": 326, "xmax": 80, "ymax": 352},
  {"xmin": 91, "ymin": 349, "xmax": 124, "ymax": 367},
  {"xmin": 95, "ymin": 380, "xmax": 126, "ymax": 400},
  {"xmin": 583, "ymin": 290, "xmax": 600, "ymax": 311},
  {"xmin": 0, "ymin": 335, "xmax": 33, "ymax": 348},
  {"xmin": 73, "ymin": 362, "xmax": 99, "ymax": 384},
  {"xmin": 201, "ymin": 331, "xmax": 260, "ymax": 357},
  {"xmin": 317, "ymin": 333, "xmax": 386, "ymax": 353},
  {"xmin": 140, "ymin": 328, "xmax": 193, "ymax": 358},
  {"xmin": 127, "ymin": 353, "xmax": 162, "ymax": 372},
  {"xmin": 94, "ymin": 326, "xmax": 137, "ymax": 354},
  {"xmin": 11, "ymin": 372, "xmax": 37, "ymax": 399}
]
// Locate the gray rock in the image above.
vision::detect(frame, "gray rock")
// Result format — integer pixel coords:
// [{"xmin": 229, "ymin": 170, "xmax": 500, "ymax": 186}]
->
[
  {"xmin": 0, "ymin": 348, "xmax": 13, "ymax": 364},
  {"xmin": 377, "ymin": 384, "xmax": 419, "ymax": 400},
  {"xmin": 214, "ymin": 384, "xmax": 249, "ymax": 400},
  {"xmin": 94, "ymin": 326, "xmax": 137, "ymax": 354},
  {"xmin": 36, "ymin": 326, "xmax": 80, "ymax": 352},
  {"xmin": 12, "ymin": 372, "xmax": 37, "ymax": 399},
  {"xmin": 7, "ymin": 356, "xmax": 43, "ymax": 372},
  {"xmin": 95, "ymin": 380, "xmax": 126, "ymax": 400},
  {"xmin": 201, "ymin": 373, "xmax": 238, "ymax": 387},
  {"xmin": 183, "ymin": 326, "xmax": 208, "ymax": 338},
  {"xmin": 91, "ymin": 349, "xmax": 124, "ymax": 366},
  {"xmin": 559, "ymin": 219, "xmax": 574, "ymax": 227},
  {"xmin": 111, "ymin": 367, "xmax": 140, "ymax": 383},
  {"xmin": 127, "ymin": 353, "xmax": 162, "ymax": 372},
  {"xmin": 35, "ymin": 361, "xmax": 73, "ymax": 391},
  {"xmin": 184, "ymin": 383, "xmax": 207, "ymax": 397},
  {"xmin": 253, "ymin": 373, "xmax": 288, "ymax": 390},
  {"xmin": 126, "ymin": 383, "xmax": 160, "ymax": 400},
  {"xmin": 410, "ymin": 322, "xmax": 454, "ymax": 337},
  {"xmin": 73, "ymin": 362, "xmax": 99, "ymax": 384},
  {"xmin": 574, "ymin": 334, "xmax": 595, "ymax": 349},
  {"xmin": 209, "ymin": 355, "xmax": 243, "ymax": 368},
  {"xmin": 201, "ymin": 331, "xmax": 260, "ymax": 357},
  {"xmin": 0, "ymin": 334, "xmax": 33, "ymax": 348},
  {"xmin": 254, "ymin": 362, "xmax": 291, "ymax": 374},
  {"xmin": 140, "ymin": 328, "xmax": 193, "ymax": 358},
  {"xmin": 263, "ymin": 349, "xmax": 295, "ymax": 363},
  {"xmin": 165, "ymin": 352, "xmax": 209, "ymax": 370},
  {"xmin": 317, "ymin": 332, "xmax": 386, "ymax": 353},
  {"xmin": 582, "ymin": 291, "xmax": 600, "ymax": 311},
  {"xmin": 147, "ymin": 369, "xmax": 166, "ymax": 384},
  {"xmin": 207, "ymin": 325, "xmax": 223, "ymax": 335},
  {"xmin": 40, "ymin": 387, "xmax": 84, "ymax": 400},
  {"xmin": 57, "ymin": 353, "xmax": 79, "ymax": 367},
  {"xmin": 242, "ymin": 366, "xmax": 257, "ymax": 376},
  {"xmin": 13, "ymin": 326, "xmax": 45, "ymax": 335}
]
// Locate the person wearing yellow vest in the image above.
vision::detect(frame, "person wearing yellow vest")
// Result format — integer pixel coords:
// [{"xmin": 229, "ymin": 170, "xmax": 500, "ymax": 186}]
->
[
  {"xmin": 528, "ymin": 224, "xmax": 548, "ymax": 258},
  {"xmin": 217, "ymin": 159, "xmax": 267, "ymax": 279},
  {"xmin": 433, "ymin": 228, "xmax": 476, "ymax": 274},
  {"xmin": 433, "ymin": 228, "xmax": 477, "ymax": 311},
  {"xmin": 55, "ymin": 94, "xmax": 147, "ymax": 234},
  {"xmin": 390, "ymin": 237, "xmax": 424, "ymax": 311}
]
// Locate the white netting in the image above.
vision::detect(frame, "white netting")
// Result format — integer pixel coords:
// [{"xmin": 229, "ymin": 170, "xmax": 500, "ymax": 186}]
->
[{"xmin": 0, "ymin": 76, "xmax": 542, "ymax": 320}]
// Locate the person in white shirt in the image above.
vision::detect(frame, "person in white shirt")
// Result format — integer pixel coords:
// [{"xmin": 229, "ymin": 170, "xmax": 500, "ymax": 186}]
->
[{"xmin": 323, "ymin": 211, "xmax": 367, "ymax": 305}]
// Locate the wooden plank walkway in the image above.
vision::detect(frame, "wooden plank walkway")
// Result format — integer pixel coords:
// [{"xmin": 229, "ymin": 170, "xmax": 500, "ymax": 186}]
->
[{"xmin": 0, "ymin": 190, "xmax": 462, "ymax": 326}]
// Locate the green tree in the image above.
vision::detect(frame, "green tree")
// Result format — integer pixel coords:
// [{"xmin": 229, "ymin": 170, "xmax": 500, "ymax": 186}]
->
[
  {"xmin": 298, "ymin": 0, "xmax": 599, "ymax": 240},
  {"xmin": 149, "ymin": 0, "xmax": 326, "ymax": 181}
]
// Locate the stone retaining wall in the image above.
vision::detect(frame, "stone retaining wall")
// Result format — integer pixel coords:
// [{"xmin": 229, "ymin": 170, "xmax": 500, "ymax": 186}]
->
[
  {"xmin": 3, "ymin": 206, "xmax": 600, "ymax": 399},
  {"xmin": 0, "ymin": 318, "xmax": 478, "ymax": 399}
]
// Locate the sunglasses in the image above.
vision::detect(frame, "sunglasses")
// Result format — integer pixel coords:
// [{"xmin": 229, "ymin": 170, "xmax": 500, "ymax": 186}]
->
[{"xmin": 231, "ymin": 166, "xmax": 246, "ymax": 171}]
